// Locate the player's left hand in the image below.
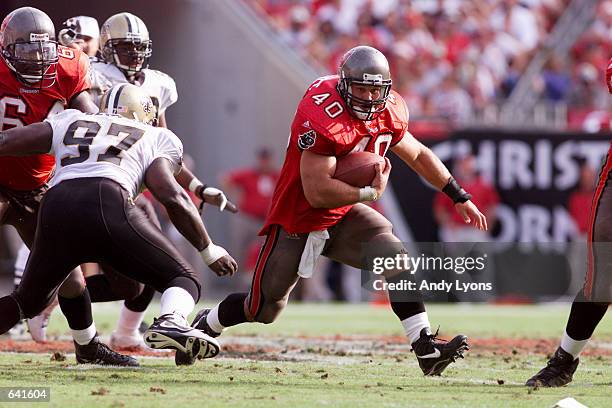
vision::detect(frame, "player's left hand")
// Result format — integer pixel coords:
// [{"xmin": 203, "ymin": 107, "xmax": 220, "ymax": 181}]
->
[
  {"xmin": 209, "ymin": 254, "xmax": 238, "ymax": 277},
  {"xmin": 454, "ymin": 200, "xmax": 488, "ymax": 231},
  {"xmin": 200, "ymin": 187, "xmax": 238, "ymax": 213}
]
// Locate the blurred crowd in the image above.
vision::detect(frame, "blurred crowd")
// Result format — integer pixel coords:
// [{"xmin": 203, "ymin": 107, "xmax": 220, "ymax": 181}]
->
[{"xmin": 251, "ymin": 0, "xmax": 611, "ymax": 125}]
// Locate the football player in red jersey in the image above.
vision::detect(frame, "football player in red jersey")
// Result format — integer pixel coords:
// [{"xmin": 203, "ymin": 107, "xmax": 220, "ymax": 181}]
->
[
  {"xmin": 526, "ymin": 58, "xmax": 612, "ymax": 387},
  {"xmin": 0, "ymin": 7, "xmax": 136, "ymax": 366},
  {"xmin": 176, "ymin": 46, "xmax": 488, "ymax": 375}
]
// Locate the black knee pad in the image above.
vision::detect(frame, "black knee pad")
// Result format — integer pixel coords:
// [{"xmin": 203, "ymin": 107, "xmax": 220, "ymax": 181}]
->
[
  {"xmin": 112, "ymin": 278, "xmax": 144, "ymax": 301},
  {"xmin": 124, "ymin": 285, "xmax": 156, "ymax": 313}
]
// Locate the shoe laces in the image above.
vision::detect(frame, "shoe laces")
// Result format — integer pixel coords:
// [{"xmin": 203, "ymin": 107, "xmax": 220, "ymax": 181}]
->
[
  {"xmin": 95, "ymin": 342, "xmax": 133, "ymax": 364},
  {"xmin": 425, "ymin": 327, "xmax": 449, "ymax": 345}
]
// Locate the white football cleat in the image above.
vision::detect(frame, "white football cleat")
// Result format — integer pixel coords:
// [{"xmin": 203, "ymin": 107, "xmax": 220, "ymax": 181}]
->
[
  {"xmin": 110, "ymin": 330, "xmax": 161, "ymax": 352},
  {"xmin": 26, "ymin": 298, "xmax": 58, "ymax": 343},
  {"xmin": 26, "ymin": 314, "xmax": 50, "ymax": 343},
  {"xmin": 8, "ymin": 320, "xmax": 29, "ymax": 341},
  {"xmin": 144, "ymin": 313, "xmax": 220, "ymax": 361}
]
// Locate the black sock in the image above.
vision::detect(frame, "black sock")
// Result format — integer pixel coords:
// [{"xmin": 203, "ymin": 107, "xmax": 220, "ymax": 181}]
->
[
  {"xmin": 386, "ymin": 273, "xmax": 426, "ymax": 320},
  {"xmin": 218, "ymin": 293, "xmax": 248, "ymax": 327},
  {"xmin": 566, "ymin": 291, "xmax": 609, "ymax": 340},
  {"xmin": 125, "ymin": 285, "xmax": 156, "ymax": 313},
  {"xmin": 0, "ymin": 296, "xmax": 21, "ymax": 334},
  {"xmin": 85, "ymin": 275, "xmax": 123, "ymax": 302},
  {"xmin": 58, "ymin": 289, "xmax": 94, "ymax": 330}
]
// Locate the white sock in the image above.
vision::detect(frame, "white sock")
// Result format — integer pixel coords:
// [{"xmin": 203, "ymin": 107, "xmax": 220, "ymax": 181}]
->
[
  {"xmin": 114, "ymin": 305, "xmax": 145, "ymax": 335},
  {"xmin": 206, "ymin": 305, "xmax": 225, "ymax": 334},
  {"xmin": 160, "ymin": 287, "xmax": 195, "ymax": 319},
  {"xmin": 560, "ymin": 330, "xmax": 588, "ymax": 359},
  {"xmin": 72, "ymin": 323, "xmax": 97, "ymax": 345},
  {"xmin": 401, "ymin": 312, "xmax": 431, "ymax": 344}
]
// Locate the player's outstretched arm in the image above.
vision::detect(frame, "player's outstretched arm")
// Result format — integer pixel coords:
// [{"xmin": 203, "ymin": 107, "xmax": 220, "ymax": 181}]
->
[
  {"xmin": 144, "ymin": 158, "xmax": 237, "ymax": 276},
  {"xmin": 0, "ymin": 122, "xmax": 53, "ymax": 156},
  {"xmin": 391, "ymin": 132, "xmax": 487, "ymax": 231},
  {"xmin": 174, "ymin": 166, "xmax": 238, "ymax": 213},
  {"xmin": 391, "ymin": 131, "xmax": 451, "ymax": 190}
]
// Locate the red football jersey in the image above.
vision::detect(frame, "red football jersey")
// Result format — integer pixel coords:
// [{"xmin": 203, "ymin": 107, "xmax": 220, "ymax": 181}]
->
[
  {"xmin": 228, "ymin": 168, "xmax": 279, "ymax": 220},
  {"xmin": 262, "ymin": 75, "xmax": 409, "ymax": 235},
  {"xmin": 0, "ymin": 46, "xmax": 90, "ymax": 191}
]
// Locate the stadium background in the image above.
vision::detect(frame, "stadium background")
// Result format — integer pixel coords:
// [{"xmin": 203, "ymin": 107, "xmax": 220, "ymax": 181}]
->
[{"xmin": 0, "ymin": 0, "xmax": 611, "ymax": 302}]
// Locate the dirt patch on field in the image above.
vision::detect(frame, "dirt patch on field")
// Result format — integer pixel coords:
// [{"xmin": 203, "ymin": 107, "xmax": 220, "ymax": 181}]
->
[
  {"xmin": 1, "ymin": 335, "xmax": 610, "ymax": 361},
  {"xmin": 0, "ymin": 339, "xmax": 171, "ymax": 358}
]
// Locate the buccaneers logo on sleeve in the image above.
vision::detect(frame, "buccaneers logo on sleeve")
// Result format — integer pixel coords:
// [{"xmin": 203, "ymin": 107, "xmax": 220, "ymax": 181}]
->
[{"xmin": 298, "ymin": 130, "xmax": 316, "ymax": 150}]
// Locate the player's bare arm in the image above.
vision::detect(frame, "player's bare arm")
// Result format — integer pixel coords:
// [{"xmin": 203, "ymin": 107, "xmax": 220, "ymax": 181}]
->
[
  {"xmin": 174, "ymin": 165, "xmax": 238, "ymax": 213},
  {"xmin": 301, "ymin": 149, "xmax": 392, "ymax": 208},
  {"xmin": 144, "ymin": 157, "xmax": 237, "ymax": 276},
  {"xmin": 69, "ymin": 90, "xmax": 99, "ymax": 114},
  {"xmin": 0, "ymin": 122, "xmax": 53, "ymax": 156},
  {"xmin": 301, "ymin": 150, "xmax": 369, "ymax": 208},
  {"xmin": 391, "ymin": 132, "xmax": 487, "ymax": 231},
  {"xmin": 134, "ymin": 196, "xmax": 162, "ymax": 229}
]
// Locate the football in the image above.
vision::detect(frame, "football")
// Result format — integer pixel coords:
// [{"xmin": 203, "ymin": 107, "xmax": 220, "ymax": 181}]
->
[{"xmin": 333, "ymin": 151, "xmax": 385, "ymax": 187}]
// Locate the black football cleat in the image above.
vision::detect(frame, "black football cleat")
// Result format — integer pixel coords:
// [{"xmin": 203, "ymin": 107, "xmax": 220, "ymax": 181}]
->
[
  {"xmin": 175, "ymin": 308, "xmax": 221, "ymax": 366},
  {"xmin": 526, "ymin": 347, "xmax": 579, "ymax": 387},
  {"xmin": 145, "ymin": 313, "xmax": 220, "ymax": 364},
  {"xmin": 75, "ymin": 336, "xmax": 139, "ymax": 367},
  {"xmin": 411, "ymin": 328, "xmax": 469, "ymax": 376}
]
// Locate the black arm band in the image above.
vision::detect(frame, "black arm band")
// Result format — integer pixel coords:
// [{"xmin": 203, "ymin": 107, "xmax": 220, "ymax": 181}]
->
[
  {"xmin": 442, "ymin": 178, "xmax": 472, "ymax": 204},
  {"xmin": 197, "ymin": 184, "xmax": 209, "ymax": 199}
]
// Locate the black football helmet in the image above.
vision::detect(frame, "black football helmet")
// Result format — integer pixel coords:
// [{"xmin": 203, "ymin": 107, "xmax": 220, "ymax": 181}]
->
[
  {"xmin": 337, "ymin": 46, "xmax": 392, "ymax": 121},
  {"xmin": 0, "ymin": 7, "xmax": 58, "ymax": 88}
]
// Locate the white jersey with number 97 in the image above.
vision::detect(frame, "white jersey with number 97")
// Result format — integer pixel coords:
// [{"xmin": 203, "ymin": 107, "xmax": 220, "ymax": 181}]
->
[{"xmin": 44, "ymin": 109, "xmax": 183, "ymax": 197}]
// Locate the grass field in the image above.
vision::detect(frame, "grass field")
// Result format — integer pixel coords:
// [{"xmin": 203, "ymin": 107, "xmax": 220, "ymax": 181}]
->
[{"xmin": 0, "ymin": 302, "xmax": 610, "ymax": 407}]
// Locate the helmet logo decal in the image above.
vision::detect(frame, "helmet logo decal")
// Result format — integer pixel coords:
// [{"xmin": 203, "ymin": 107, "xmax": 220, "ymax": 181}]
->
[
  {"xmin": 141, "ymin": 98, "xmax": 153, "ymax": 114},
  {"xmin": 362, "ymin": 73, "xmax": 383, "ymax": 84},
  {"xmin": 30, "ymin": 33, "xmax": 49, "ymax": 41}
]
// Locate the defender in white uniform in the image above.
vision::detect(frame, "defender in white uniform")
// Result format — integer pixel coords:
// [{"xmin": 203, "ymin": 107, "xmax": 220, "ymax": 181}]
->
[
  {"xmin": 86, "ymin": 13, "xmax": 234, "ymax": 349},
  {"xmin": 90, "ymin": 12, "xmax": 177, "ymax": 127},
  {"xmin": 0, "ymin": 84, "xmax": 237, "ymax": 364}
]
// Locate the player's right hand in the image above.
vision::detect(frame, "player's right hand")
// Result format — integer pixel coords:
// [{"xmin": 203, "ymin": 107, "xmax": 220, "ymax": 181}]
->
[
  {"xmin": 371, "ymin": 157, "xmax": 392, "ymax": 199},
  {"xmin": 209, "ymin": 254, "xmax": 238, "ymax": 277}
]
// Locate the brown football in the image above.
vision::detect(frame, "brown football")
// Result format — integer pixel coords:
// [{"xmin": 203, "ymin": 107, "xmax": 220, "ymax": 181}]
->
[{"xmin": 333, "ymin": 151, "xmax": 385, "ymax": 187}]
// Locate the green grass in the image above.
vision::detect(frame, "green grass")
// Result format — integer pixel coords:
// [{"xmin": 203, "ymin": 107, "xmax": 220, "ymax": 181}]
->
[
  {"xmin": 2, "ymin": 302, "xmax": 611, "ymax": 408},
  {"xmin": 46, "ymin": 301, "xmax": 612, "ymax": 338}
]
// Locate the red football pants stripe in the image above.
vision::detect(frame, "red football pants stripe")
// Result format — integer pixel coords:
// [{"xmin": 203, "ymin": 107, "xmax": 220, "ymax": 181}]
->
[
  {"xmin": 584, "ymin": 150, "xmax": 612, "ymax": 299},
  {"xmin": 248, "ymin": 225, "xmax": 279, "ymax": 318}
]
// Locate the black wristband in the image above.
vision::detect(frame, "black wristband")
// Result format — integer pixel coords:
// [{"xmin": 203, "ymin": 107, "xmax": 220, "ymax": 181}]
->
[
  {"xmin": 198, "ymin": 184, "xmax": 208, "ymax": 199},
  {"xmin": 442, "ymin": 178, "xmax": 472, "ymax": 204}
]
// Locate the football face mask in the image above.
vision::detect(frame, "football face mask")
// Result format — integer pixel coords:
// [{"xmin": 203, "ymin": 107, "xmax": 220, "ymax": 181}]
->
[
  {"xmin": 2, "ymin": 40, "xmax": 58, "ymax": 88},
  {"xmin": 108, "ymin": 39, "xmax": 152, "ymax": 75},
  {"xmin": 341, "ymin": 78, "xmax": 391, "ymax": 121}
]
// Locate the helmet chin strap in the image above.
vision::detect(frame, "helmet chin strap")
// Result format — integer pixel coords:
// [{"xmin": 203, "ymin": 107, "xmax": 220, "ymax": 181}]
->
[
  {"xmin": 354, "ymin": 109, "xmax": 373, "ymax": 121},
  {"xmin": 113, "ymin": 52, "xmax": 141, "ymax": 78}
]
